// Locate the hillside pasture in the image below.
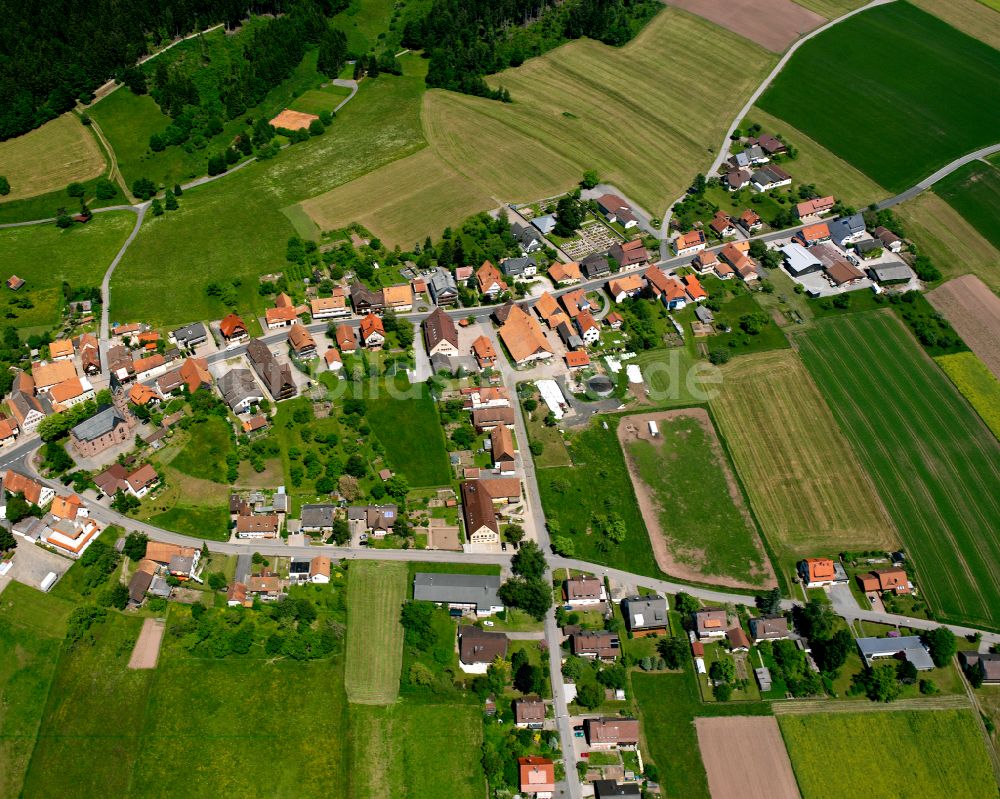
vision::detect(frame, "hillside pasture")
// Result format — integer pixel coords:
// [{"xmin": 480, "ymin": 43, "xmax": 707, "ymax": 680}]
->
[
  {"xmin": 894, "ymin": 192, "xmax": 1000, "ymax": 290},
  {"xmin": 667, "ymin": 0, "xmax": 823, "ymax": 51},
  {"xmin": 0, "ymin": 113, "xmax": 106, "ymax": 201},
  {"xmin": 927, "ymin": 275, "xmax": 1000, "ymax": 380},
  {"xmin": 758, "ymin": 2, "xmax": 1000, "ymax": 192},
  {"xmin": 798, "ymin": 311, "xmax": 1000, "ymax": 628},
  {"xmin": 618, "ymin": 410, "xmax": 775, "ymax": 589},
  {"xmin": 425, "ymin": 8, "xmax": 776, "ymax": 215},
  {"xmin": 709, "ymin": 350, "xmax": 896, "ymax": 566},
  {"xmin": 778, "ymin": 710, "xmax": 997, "ymax": 799},
  {"xmin": 345, "ymin": 560, "xmax": 407, "ymax": 704},
  {"xmin": 298, "ymin": 147, "xmax": 495, "ymax": 247},
  {"xmin": 934, "ymin": 161, "xmax": 1000, "ymax": 250}
]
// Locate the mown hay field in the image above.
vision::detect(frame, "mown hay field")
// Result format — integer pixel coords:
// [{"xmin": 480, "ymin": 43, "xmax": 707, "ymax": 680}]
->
[
  {"xmin": 798, "ymin": 311, "xmax": 1000, "ymax": 628},
  {"xmin": 743, "ymin": 106, "xmax": 885, "ymax": 207},
  {"xmin": 424, "ymin": 8, "xmax": 776, "ymax": 215},
  {"xmin": 758, "ymin": 2, "xmax": 1000, "ymax": 192},
  {"xmin": 934, "ymin": 161, "xmax": 1000, "ymax": 250},
  {"xmin": 345, "ymin": 560, "xmax": 408, "ymax": 704},
  {"xmin": 299, "ymin": 147, "xmax": 495, "ymax": 247},
  {"xmin": 779, "ymin": 710, "xmax": 997, "ymax": 799},
  {"xmin": 936, "ymin": 352, "xmax": 1000, "ymax": 441},
  {"xmin": 709, "ymin": 350, "xmax": 896, "ymax": 564},
  {"xmin": 894, "ymin": 192, "xmax": 1000, "ymax": 290},
  {"xmin": 0, "ymin": 113, "xmax": 105, "ymax": 201}
]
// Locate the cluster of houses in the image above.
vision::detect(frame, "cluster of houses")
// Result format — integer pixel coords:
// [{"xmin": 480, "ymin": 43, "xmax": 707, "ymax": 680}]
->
[
  {"xmin": 1, "ymin": 471, "xmax": 103, "ymax": 558},
  {"xmin": 230, "ymin": 489, "xmax": 289, "ymax": 539}
]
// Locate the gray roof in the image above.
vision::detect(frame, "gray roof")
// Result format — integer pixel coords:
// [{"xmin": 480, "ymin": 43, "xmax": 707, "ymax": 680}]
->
[
  {"xmin": 500, "ymin": 256, "xmax": 536, "ymax": 276},
  {"xmin": 149, "ymin": 575, "xmax": 171, "ymax": 597},
  {"xmin": 70, "ymin": 404, "xmax": 128, "ymax": 442},
  {"xmin": 532, "ymin": 214, "xmax": 556, "ymax": 234},
  {"xmin": 694, "ymin": 305, "xmax": 714, "ymax": 324},
  {"xmin": 171, "ymin": 322, "xmax": 207, "ymax": 345},
  {"xmin": 856, "ymin": 636, "xmax": 934, "ymax": 670},
  {"xmin": 413, "ymin": 572, "xmax": 503, "ymax": 612},
  {"xmin": 301, "ymin": 504, "xmax": 336, "ymax": 529},
  {"xmin": 868, "ymin": 262, "xmax": 914, "ymax": 283},
  {"xmin": 218, "ymin": 368, "xmax": 262, "ymax": 410},
  {"xmin": 580, "ymin": 254, "xmax": 610, "ymax": 278},
  {"xmin": 289, "ymin": 560, "xmax": 311, "ymax": 574},
  {"xmin": 427, "ymin": 268, "xmax": 458, "ymax": 300},
  {"xmin": 622, "ymin": 595, "xmax": 667, "ymax": 630},
  {"xmin": 594, "ymin": 781, "xmax": 641, "ymax": 799},
  {"xmin": 829, "ymin": 213, "xmax": 866, "ymax": 244},
  {"xmin": 512, "ymin": 221, "xmax": 543, "ymax": 248}
]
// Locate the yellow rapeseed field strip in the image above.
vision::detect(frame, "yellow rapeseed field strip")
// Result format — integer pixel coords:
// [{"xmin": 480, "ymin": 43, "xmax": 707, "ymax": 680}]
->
[
  {"xmin": 299, "ymin": 147, "xmax": 496, "ymax": 247},
  {"xmin": 345, "ymin": 560, "xmax": 408, "ymax": 705},
  {"xmin": 0, "ymin": 113, "xmax": 106, "ymax": 201},
  {"xmin": 709, "ymin": 349, "xmax": 897, "ymax": 561},
  {"xmin": 424, "ymin": 8, "xmax": 776, "ymax": 216},
  {"xmin": 936, "ymin": 352, "xmax": 1000, "ymax": 441},
  {"xmin": 895, "ymin": 192, "xmax": 1000, "ymax": 290}
]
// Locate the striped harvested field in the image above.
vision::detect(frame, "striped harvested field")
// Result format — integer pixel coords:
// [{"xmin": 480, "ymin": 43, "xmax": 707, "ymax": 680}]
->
[
  {"xmin": 345, "ymin": 560, "xmax": 408, "ymax": 704},
  {"xmin": 709, "ymin": 350, "xmax": 896, "ymax": 562},
  {"xmin": 798, "ymin": 311, "xmax": 1000, "ymax": 628},
  {"xmin": 424, "ymin": 8, "xmax": 775, "ymax": 215}
]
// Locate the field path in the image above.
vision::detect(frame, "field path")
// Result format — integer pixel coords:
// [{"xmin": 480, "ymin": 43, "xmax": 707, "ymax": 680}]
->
[
  {"xmin": 83, "ymin": 115, "xmax": 133, "ymax": 202},
  {"xmin": 773, "ymin": 695, "xmax": 971, "ymax": 714}
]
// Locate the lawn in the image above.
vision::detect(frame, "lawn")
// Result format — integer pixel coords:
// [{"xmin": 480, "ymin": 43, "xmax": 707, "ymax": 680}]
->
[
  {"xmin": 934, "ymin": 161, "xmax": 1000, "ymax": 250},
  {"xmin": 632, "ymin": 668, "xmax": 770, "ymax": 799},
  {"xmin": 0, "ymin": 583, "xmax": 73, "ymax": 799},
  {"xmin": 536, "ymin": 417, "xmax": 660, "ymax": 578},
  {"xmin": 741, "ymin": 106, "xmax": 885, "ymax": 205},
  {"xmin": 289, "ymin": 84, "xmax": 354, "ymax": 116},
  {"xmin": 709, "ymin": 349, "xmax": 896, "ymax": 577},
  {"xmin": 798, "ymin": 311, "xmax": 1000, "ymax": 628},
  {"xmin": 21, "ymin": 613, "xmax": 155, "ymax": 798},
  {"xmin": 622, "ymin": 412, "xmax": 773, "ymax": 587},
  {"xmin": 758, "ymin": 2, "xmax": 1000, "ymax": 192},
  {"xmin": 145, "ymin": 503, "xmax": 231, "ymax": 541},
  {"xmin": 130, "ymin": 655, "xmax": 350, "ymax": 798},
  {"xmin": 936, "ymin": 352, "xmax": 1000, "ymax": 440},
  {"xmin": 424, "ymin": 8, "xmax": 775, "ymax": 216},
  {"xmin": 634, "ymin": 347, "xmax": 718, "ymax": 406},
  {"xmin": 0, "ymin": 211, "xmax": 134, "ymax": 332},
  {"xmin": 366, "ymin": 381, "xmax": 452, "ymax": 487},
  {"xmin": 348, "ymin": 700, "xmax": 485, "ymax": 799},
  {"xmin": 110, "ymin": 70, "xmax": 426, "ymax": 327},
  {"xmin": 0, "ymin": 113, "xmax": 106, "ymax": 201},
  {"xmin": 345, "ymin": 560, "xmax": 408, "ymax": 704},
  {"xmin": 168, "ymin": 415, "xmax": 234, "ymax": 483},
  {"xmin": 778, "ymin": 710, "xmax": 997, "ymax": 799},
  {"xmin": 894, "ymin": 191, "xmax": 1000, "ymax": 290},
  {"xmin": 705, "ymin": 292, "xmax": 789, "ymax": 356}
]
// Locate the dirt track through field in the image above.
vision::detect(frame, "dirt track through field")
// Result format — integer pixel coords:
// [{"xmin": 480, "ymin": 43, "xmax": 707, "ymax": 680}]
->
[
  {"xmin": 928, "ymin": 275, "xmax": 1000, "ymax": 380},
  {"xmin": 695, "ymin": 716, "xmax": 801, "ymax": 799},
  {"xmin": 668, "ymin": 0, "xmax": 824, "ymax": 52},
  {"xmin": 617, "ymin": 409, "xmax": 776, "ymax": 589},
  {"xmin": 128, "ymin": 617, "xmax": 166, "ymax": 669}
]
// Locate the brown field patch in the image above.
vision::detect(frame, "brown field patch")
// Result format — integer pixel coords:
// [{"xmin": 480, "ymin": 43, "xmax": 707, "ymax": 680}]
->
[
  {"xmin": 927, "ymin": 275, "xmax": 1000, "ymax": 380},
  {"xmin": 270, "ymin": 109, "xmax": 319, "ymax": 130},
  {"xmin": 128, "ymin": 617, "xmax": 166, "ymax": 669},
  {"xmin": 618, "ymin": 408, "xmax": 777, "ymax": 589},
  {"xmin": 667, "ymin": 0, "xmax": 823, "ymax": 51},
  {"xmin": 0, "ymin": 113, "xmax": 106, "ymax": 200},
  {"xmin": 695, "ymin": 716, "xmax": 801, "ymax": 799}
]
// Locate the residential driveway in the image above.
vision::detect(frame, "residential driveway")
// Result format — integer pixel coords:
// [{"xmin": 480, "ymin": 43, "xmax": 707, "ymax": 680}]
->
[{"xmin": 828, "ymin": 583, "xmax": 863, "ymax": 618}]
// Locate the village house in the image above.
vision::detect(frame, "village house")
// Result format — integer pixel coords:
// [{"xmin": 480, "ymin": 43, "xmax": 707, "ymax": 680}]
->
[
  {"xmin": 604, "ymin": 311, "xmax": 623, "ymax": 330},
  {"xmin": 246, "ymin": 339, "xmax": 296, "ymax": 400},
  {"xmin": 310, "ymin": 293, "xmax": 350, "ymax": 320},
  {"xmin": 30, "ymin": 360, "xmax": 77, "ymax": 393},
  {"xmin": 694, "ymin": 608, "xmax": 728, "ymax": 639},
  {"xmin": 299, "ymin": 504, "xmax": 336, "ymax": 534},
  {"xmin": 383, "ymin": 283, "xmax": 413, "ymax": 312},
  {"xmin": 462, "ymin": 386, "xmax": 510, "ymax": 410},
  {"xmin": 461, "ymin": 480, "xmax": 500, "ymax": 545},
  {"xmin": 49, "ymin": 376, "xmax": 95, "ymax": 411},
  {"xmin": 499, "ymin": 305, "xmax": 553, "ymax": 365},
  {"xmin": 533, "ymin": 292, "xmax": 562, "ymax": 328},
  {"xmin": 514, "ymin": 697, "xmax": 546, "ymax": 728},
  {"xmin": 2, "ymin": 470, "xmax": 55, "ymax": 512},
  {"xmin": 673, "ymin": 229, "xmax": 707, "ymax": 257},
  {"xmin": 512, "ymin": 221, "xmax": 544, "ymax": 254},
  {"xmin": 501, "ymin": 255, "xmax": 538, "ymax": 279},
  {"xmin": 532, "ymin": 214, "xmax": 556, "ymax": 235},
  {"xmin": 796, "ymin": 222, "xmax": 831, "ymax": 247},
  {"xmin": 750, "ymin": 164, "xmax": 792, "ymax": 192},
  {"xmin": 709, "ymin": 211, "xmax": 736, "ymax": 239},
  {"xmin": 424, "ymin": 308, "xmax": 459, "ymax": 358},
  {"xmin": 49, "ymin": 339, "xmax": 74, "ymax": 361},
  {"xmin": 145, "ymin": 541, "xmax": 201, "ymax": 580},
  {"xmin": 829, "ymin": 213, "xmax": 866, "ymax": 247},
  {"xmin": 125, "ymin": 464, "xmax": 159, "ymax": 498},
  {"xmin": 471, "ymin": 335, "xmax": 497, "ymax": 369},
  {"xmin": 856, "ymin": 567, "xmax": 912, "ymax": 595},
  {"xmin": 76, "ymin": 333, "xmax": 100, "ymax": 375},
  {"xmin": 607, "ymin": 274, "xmax": 644, "ymax": 303},
  {"xmin": 738, "ymin": 208, "xmax": 763, "ymax": 233},
  {"xmin": 132, "ymin": 353, "xmax": 167, "ymax": 382},
  {"xmin": 0, "ymin": 417, "xmax": 19, "ymax": 448},
  {"xmin": 575, "ymin": 311, "xmax": 600, "ymax": 345},
  {"xmin": 547, "ymin": 261, "xmax": 582, "ymax": 285},
  {"xmin": 873, "ymin": 226, "xmax": 904, "ymax": 252},
  {"xmin": 856, "ymin": 636, "xmax": 934, "ymax": 671},
  {"xmin": 37, "ymin": 516, "xmax": 102, "ymax": 558},
  {"xmin": 472, "ymin": 406, "xmax": 515, "ymax": 432},
  {"xmin": 219, "ymin": 313, "xmax": 249, "ymax": 344},
  {"xmin": 350, "ymin": 282, "xmax": 385, "ymax": 315},
  {"xmin": 960, "ymin": 652, "xmax": 1000, "ymax": 685},
  {"xmin": 748, "ymin": 133, "xmax": 788, "ymax": 156},
  {"xmin": 427, "ymin": 268, "xmax": 459, "ymax": 306},
  {"xmin": 727, "ymin": 626, "xmax": 751, "ymax": 652},
  {"xmin": 459, "ymin": 625, "xmax": 508, "ymax": 672},
  {"xmin": 360, "ymin": 314, "xmax": 386, "ymax": 350},
  {"xmin": 518, "ymin": 757, "xmax": 555, "ymax": 798},
  {"xmin": 265, "ymin": 301, "xmax": 299, "ymax": 330},
  {"xmin": 610, "ymin": 239, "xmax": 649, "ymax": 269},
  {"xmin": 798, "ymin": 557, "xmax": 848, "ymax": 588},
  {"xmin": 335, "ymin": 324, "xmax": 357, "ymax": 352},
  {"xmin": 289, "ymin": 555, "xmax": 332, "ymax": 584},
  {"xmin": 719, "ymin": 242, "xmax": 759, "ymax": 282},
  {"xmin": 749, "ymin": 616, "xmax": 790, "ymax": 641},
  {"xmin": 593, "ymin": 780, "xmax": 641, "ymax": 799},
  {"xmin": 796, "ymin": 195, "xmax": 835, "ymax": 222},
  {"xmin": 247, "ymin": 573, "xmax": 283, "ymax": 601},
  {"xmin": 725, "ymin": 168, "xmax": 752, "ymax": 191},
  {"xmin": 347, "ymin": 504, "xmax": 398, "ymax": 538},
  {"xmin": 69, "ymin": 404, "xmax": 134, "ymax": 457},
  {"xmin": 560, "ymin": 288, "xmax": 592, "ymax": 319},
  {"xmin": 170, "ymin": 322, "xmax": 208, "ymax": 349},
  {"xmin": 622, "ymin": 595, "xmax": 668, "ymax": 636},
  {"xmin": 288, "ymin": 322, "xmax": 317, "ymax": 359},
  {"xmin": 682, "ymin": 274, "xmax": 707, "ymax": 302},
  {"xmin": 236, "ymin": 514, "xmax": 281, "ymax": 539},
  {"xmin": 490, "ymin": 424, "xmax": 516, "ymax": 473},
  {"xmin": 825, "ymin": 258, "xmax": 865, "ymax": 287},
  {"xmin": 477, "ymin": 260, "xmax": 508, "ymax": 298},
  {"xmin": 571, "ymin": 630, "xmax": 621, "ymax": 661},
  {"xmin": 581, "ymin": 253, "xmax": 611, "ymax": 279},
  {"xmin": 565, "ymin": 574, "xmax": 605, "ymax": 605},
  {"xmin": 596, "ymin": 193, "xmax": 638, "ymax": 228},
  {"xmin": 218, "ymin": 368, "xmax": 264, "ymax": 413},
  {"xmin": 323, "ymin": 348, "xmax": 343, "ymax": 372},
  {"xmin": 226, "ymin": 582, "xmax": 249, "ymax": 607},
  {"xmin": 412, "ymin": 572, "xmax": 504, "ymax": 616},
  {"xmin": 585, "ymin": 718, "xmax": 640, "ymax": 750}
]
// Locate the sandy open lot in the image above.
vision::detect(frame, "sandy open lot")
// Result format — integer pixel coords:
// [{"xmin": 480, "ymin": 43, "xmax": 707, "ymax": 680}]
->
[
  {"xmin": 668, "ymin": 0, "xmax": 824, "ymax": 52},
  {"xmin": 696, "ymin": 716, "xmax": 801, "ymax": 799},
  {"xmin": 927, "ymin": 275, "xmax": 1000, "ymax": 380},
  {"xmin": 128, "ymin": 617, "xmax": 166, "ymax": 669}
]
